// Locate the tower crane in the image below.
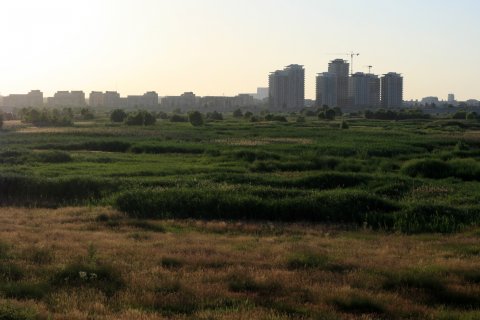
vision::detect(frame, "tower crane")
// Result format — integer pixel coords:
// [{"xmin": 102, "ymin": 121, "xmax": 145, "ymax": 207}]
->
[
  {"xmin": 326, "ymin": 52, "xmax": 360, "ymax": 75},
  {"xmin": 364, "ymin": 65, "xmax": 373, "ymax": 74}
]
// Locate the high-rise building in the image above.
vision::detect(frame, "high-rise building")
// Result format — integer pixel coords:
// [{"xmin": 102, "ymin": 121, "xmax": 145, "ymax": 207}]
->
[
  {"xmin": 448, "ymin": 94, "xmax": 455, "ymax": 103},
  {"xmin": 381, "ymin": 73, "xmax": 403, "ymax": 108},
  {"xmin": 328, "ymin": 59, "xmax": 349, "ymax": 107},
  {"xmin": 349, "ymin": 73, "xmax": 380, "ymax": 107},
  {"xmin": 268, "ymin": 64, "xmax": 305, "ymax": 111},
  {"xmin": 316, "ymin": 72, "xmax": 337, "ymax": 107}
]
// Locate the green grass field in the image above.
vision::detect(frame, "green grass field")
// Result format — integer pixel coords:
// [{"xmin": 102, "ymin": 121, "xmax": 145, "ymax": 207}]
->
[{"xmin": 1, "ymin": 113, "xmax": 480, "ymax": 318}]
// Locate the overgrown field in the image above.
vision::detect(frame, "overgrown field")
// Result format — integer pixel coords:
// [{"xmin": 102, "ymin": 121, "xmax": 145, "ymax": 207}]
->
[
  {"xmin": 0, "ymin": 207, "xmax": 480, "ymax": 319},
  {"xmin": 2, "ymin": 115, "xmax": 480, "ymax": 232}
]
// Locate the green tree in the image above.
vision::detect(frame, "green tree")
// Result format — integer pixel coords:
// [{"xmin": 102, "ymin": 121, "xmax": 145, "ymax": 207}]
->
[
  {"xmin": 125, "ymin": 110, "xmax": 156, "ymax": 126},
  {"xmin": 233, "ymin": 109, "xmax": 243, "ymax": 118},
  {"xmin": 325, "ymin": 108, "xmax": 336, "ymax": 120},
  {"xmin": 188, "ymin": 111, "xmax": 204, "ymax": 126},
  {"xmin": 110, "ymin": 109, "xmax": 127, "ymax": 123}
]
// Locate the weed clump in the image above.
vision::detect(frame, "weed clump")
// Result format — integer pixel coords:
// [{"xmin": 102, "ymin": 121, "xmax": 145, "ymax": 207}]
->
[{"xmin": 50, "ymin": 263, "xmax": 124, "ymax": 297}]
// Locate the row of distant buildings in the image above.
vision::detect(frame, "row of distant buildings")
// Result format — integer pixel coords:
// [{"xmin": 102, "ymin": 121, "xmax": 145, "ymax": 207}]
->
[
  {"xmin": 268, "ymin": 59, "xmax": 404, "ymax": 111},
  {"xmin": 0, "ymin": 89, "xmax": 269, "ymax": 112}
]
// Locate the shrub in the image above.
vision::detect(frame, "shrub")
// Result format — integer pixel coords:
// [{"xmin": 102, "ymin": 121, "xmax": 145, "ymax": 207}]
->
[
  {"xmin": 394, "ymin": 203, "xmax": 475, "ymax": 233},
  {"xmin": 161, "ymin": 257, "xmax": 184, "ymax": 269},
  {"xmin": 0, "ymin": 263, "xmax": 24, "ymax": 281},
  {"xmin": 188, "ymin": 111, "xmax": 204, "ymax": 126},
  {"xmin": 0, "ymin": 302, "xmax": 38, "ymax": 320},
  {"xmin": 114, "ymin": 187, "xmax": 397, "ymax": 225},
  {"xmin": 169, "ymin": 114, "xmax": 188, "ymax": 122},
  {"xmin": 50, "ymin": 263, "xmax": 124, "ymax": 297},
  {"xmin": 331, "ymin": 294, "xmax": 386, "ymax": 315},
  {"xmin": 206, "ymin": 111, "xmax": 223, "ymax": 121},
  {"xmin": 33, "ymin": 150, "xmax": 72, "ymax": 163},
  {"xmin": 0, "ymin": 282, "xmax": 50, "ymax": 300},
  {"xmin": 401, "ymin": 159, "xmax": 452, "ymax": 179},
  {"xmin": 340, "ymin": 120, "xmax": 349, "ymax": 129},
  {"xmin": 228, "ymin": 274, "xmax": 283, "ymax": 296},
  {"xmin": 110, "ymin": 109, "xmax": 127, "ymax": 122},
  {"xmin": 233, "ymin": 109, "xmax": 243, "ymax": 118},
  {"xmin": 287, "ymin": 252, "xmax": 329, "ymax": 270}
]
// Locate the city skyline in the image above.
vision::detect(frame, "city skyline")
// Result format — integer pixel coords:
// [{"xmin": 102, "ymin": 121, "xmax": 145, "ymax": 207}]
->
[{"xmin": 0, "ymin": 0, "xmax": 479, "ymax": 101}]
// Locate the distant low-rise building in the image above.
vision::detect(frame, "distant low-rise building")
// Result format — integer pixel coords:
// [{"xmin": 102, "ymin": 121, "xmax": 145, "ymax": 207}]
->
[
  {"xmin": 2, "ymin": 90, "xmax": 44, "ymax": 109},
  {"xmin": 89, "ymin": 91, "xmax": 105, "ymax": 107},
  {"xmin": 126, "ymin": 91, "xmax": 159, "ymax": 108},
  {"xmin": 50, "ymin": 91, "xmax": 86, "ymax": 107},
  {"xmin": 421, "ymin": 96, "xmax": 440, "ymax": 106}
]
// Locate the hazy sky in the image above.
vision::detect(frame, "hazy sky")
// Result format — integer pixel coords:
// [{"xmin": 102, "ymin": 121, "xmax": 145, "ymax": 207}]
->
[{"xmin": 0, "ymin": 0, "xmax": 478, "ymax": 100}]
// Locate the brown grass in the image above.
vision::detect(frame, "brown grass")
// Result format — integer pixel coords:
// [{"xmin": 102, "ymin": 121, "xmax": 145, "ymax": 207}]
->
[{"xmin": 0, "ymin": 207, "xmax": 479, "ymax": 319}]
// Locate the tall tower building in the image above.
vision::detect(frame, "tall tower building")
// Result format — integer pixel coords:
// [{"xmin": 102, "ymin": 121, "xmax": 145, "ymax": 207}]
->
[
  {"xmin": 381, "ymin": 73, "xmax": 403, "ymax": 108},
  {"xmin": 268, "ymin": 64, "xmax": 305, "ymax": 111},
  {"xmin": 349, "ymin": 73, "xmax": 380, "ymax": 107},
  {"xmin": 316, "ymin": 72, "xmax": 337, "ymax": 107},
  {"xmin": 328, "ymin": 59, "xmax": 349, "ymax": 107}
]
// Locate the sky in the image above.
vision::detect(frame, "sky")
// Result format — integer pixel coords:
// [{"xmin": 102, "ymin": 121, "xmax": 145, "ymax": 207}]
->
[{"xmin": 0, "ymin": 0, "xmax": 479, "ymax": 101}]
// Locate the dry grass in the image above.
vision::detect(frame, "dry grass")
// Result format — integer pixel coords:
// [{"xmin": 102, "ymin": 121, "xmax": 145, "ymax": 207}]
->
[{"xmin": 0, "ymin": 207, "xmax": 479, "ymax": 319}]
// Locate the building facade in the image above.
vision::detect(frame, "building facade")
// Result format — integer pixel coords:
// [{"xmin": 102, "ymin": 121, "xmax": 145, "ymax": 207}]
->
[
  {"xmin": 50, "ymin": 91, "xmax": 86, "ymax": 107},
  {"xmin": 328, "ymin": 59, "xmax": 350, "ymax": 107},
  {"xmin": 381, "ymin": 73, "xmax": 403, "ymax": 108},
  {"xmin": 268, "ymin": 64, "xmax": 305, "ymax": 111},
  {"xmin": 2, "ymin": 90, "xmax": 44, "ymax": 109},
  {"xmin": 315, "ymin": 72, "xmax": 337, "ymax": 107},
  {"xmin": 349, "ymin": 72, "xmax": 380, "ymax": 107}
]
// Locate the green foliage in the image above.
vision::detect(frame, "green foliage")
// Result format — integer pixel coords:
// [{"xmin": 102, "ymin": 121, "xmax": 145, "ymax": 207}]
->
[
  {"xmin": 19, "ymin": 107, "xmax": 73, "ymax": 127},
  {"xmin": 80, "ymin": 108, "xmax": 94, "ymax": 120},
  {"xmin": 0, "ymin": 282, "xmax": 50, "ymax": 300},
  {"xmin": 33, "ymin": 150, "xmax": 72, "ymax": 163},
  {"xmin": 125, "ymin": 110, "xmax": 156, "ymax": 126},
  {"xmin": 169, "ymin": 114, "xmax": 188, "ymax": 122},
  {"xmin": 114, "ymin": 187, "xmax": 397, "ymax": 224},
  {"xmin": 0, "ymin": 263, "xmax": 24, "ymax": 282},
  {"xmin": 340, "ymin": 120, "xmax": 349, "ymax": 129},
  {"xmin": 233, "ymin": 109, "xmax": 243, "ymax": 118},
  {"xmin": 394, "ymin": 203, "xmax": 477, "ymax": 233},
  {"xmin": 401, "ymin": 159, "xmax": 452, "ymax": 179},
  {"xmin": 188, "ymin": 111, "xmax": 204, "ymax": 126},
  {"xmin": 0, "ymin": 302, "xmax": 38, "ymax": 320},
  {"xmin": 331, "ymin": 294, "xmax": 386, "ymax": 315},
  {"xmin": 228, "ymin": 274, "xmax": 282, "ymax": 295},
  {"xmin": 206, "ymin": 111, "xmax": 223, "ymax": 121},
  {"xmin": 110, "ymin": 109, "xmax": 127, "ymax": 123},
  {"xmin": 287, "ymin": 252, "xmax": 329, "ymax": 270}
]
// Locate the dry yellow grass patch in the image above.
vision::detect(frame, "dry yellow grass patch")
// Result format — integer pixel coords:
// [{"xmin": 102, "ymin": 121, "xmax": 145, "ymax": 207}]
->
[{"xmin": 0, "ymin": 207, "xmax": 479, "ymax": 319}]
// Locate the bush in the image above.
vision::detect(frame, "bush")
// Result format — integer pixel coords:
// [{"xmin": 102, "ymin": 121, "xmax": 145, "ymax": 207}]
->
[
  {"xmin": 401, "ymin": 159, "xmax": 452, "ymax": 179},
  {"xmin": 394, "ymin": 203, "xmax": 476, "ymax": 233},
  {"xmin": 33, "ymin": 150, "xmax": 72, "ymax": 163},
  {"xmin": 0, "ymin": 282, "xmax": 50, "ymax": 300},
  {"xmin": 114, "ymin": 187, "xmax": 397, "ymax": 225},
  {"xmin": 340, "ymin": 120, "xmax": 349, "ymax": 129},
  {"xmin": 331, "ymin": 294, "xmax": 386, "ymax": 315},
  {"xmin": 169, "ymin": 114, "xmax": 188, "ymax": 122},
  {"xmin": 161, "ymin": 257, "xmax": 184, "ymax": 269},
  {"xmin": 233, "ymin": 109, "xmax": 243, "ymax": 118},
  {"xmin": 188, "ymin": 111, "xmax": 204, "ymax": 126},
  {"xmin": 0, "ymin": 302, "xmax": 38, "ymax": 320},
  {"xmin": 50, "ymin": 263, "xmax": 124, "ymax": 297},
  {"xmin": 287, "ymin": 252, "xmax": 329, "ymax": 270},
  {"xmin": 206, "ymin": 111, "xmax": 223, "ymax": 121},
  {"xmin": 110, "ymin": 109, "xmax": 127, "ymax": 123}
]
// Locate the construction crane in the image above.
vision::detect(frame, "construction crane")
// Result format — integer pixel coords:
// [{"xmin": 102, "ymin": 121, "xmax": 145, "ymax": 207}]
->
[
  {"xmin": 348, "ymin": 52, "xmax": 360, "ymax": 75},
  {"xmin": 326, "ymin": 52, "xmax": 360, "ymax": 75},
  {"xmin": 364, "ymin": 65, "xmax": 373, "ymax": 74}
]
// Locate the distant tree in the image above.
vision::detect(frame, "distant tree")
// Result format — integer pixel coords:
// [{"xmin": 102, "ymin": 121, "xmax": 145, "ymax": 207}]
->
[
  {"xmin": 273, "ymin": 115, "xmax": 287, "ymax": 122},
  {"xmin": 110, "ymin": 109, "xmax": 127, "ymax": 123},
  {"xmin": 466, "ymin": 112, "xmax": 478, "ymax": 120},
  {"xmin": 125, "ymin": 110, "xmax": 156, "ymax": 126},
  {"xmin": 452, "ymin": 111, "xmax": 467, "ymax": 120},
  {"xmin": 170, "ymin": 114, "xmax": 188, "ymax": 122},
  {"xmin": 80, "ymin": 108, "xmax": 94, "ymax": 120},
  {"xmin": 0, "ymin": 114, "xmax": 3, "ymax": 129},
  {"xmin": 340, "ymin": 120, "xmax": 349, "ymax": 129},
  {"xmin": 296, "ymin": 116, "xmax": 306, "ymax": 123},
  {"xmin": 157, "ymin": 111, "xmax": 169, "ymax": 119},
  {"xmin": 250, "ymin": 116, "xmax": 260, "ymax": 122},
  {"xmin": 244, "ymin": 111, "xmax": 253, "ymax": 119},
  {"xmin": 233, "ymin": 109, "xmax": 243, "ymax": 118},
  {"xmin": 325, "ymin": 108, "xmax": 336, "ymax": 120},
  {"xmin": 188, "ymin": 111, "xmax": 204, "ymax": 126},
  {"xmin": 333, "ymin": 107, "xmax": 343, "ymax": 117},
  {"xmin": 207, "ymin": 111, "xmax": 223, "ymax": 121}
]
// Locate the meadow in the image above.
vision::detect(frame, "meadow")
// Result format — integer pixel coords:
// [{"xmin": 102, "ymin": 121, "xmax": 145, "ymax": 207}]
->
[{"xmin": 1, "ymin": 112, "xmax": 480, "ymax": 318}]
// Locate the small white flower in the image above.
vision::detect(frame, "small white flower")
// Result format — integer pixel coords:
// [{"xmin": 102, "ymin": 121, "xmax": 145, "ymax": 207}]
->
[
  {"xmin": 79, "ymin": 271, "xmax": 87, "ymax": 279},
  {"xmin": 89, "ymin": 273, "xmax": 98, "ymax": 280}
]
